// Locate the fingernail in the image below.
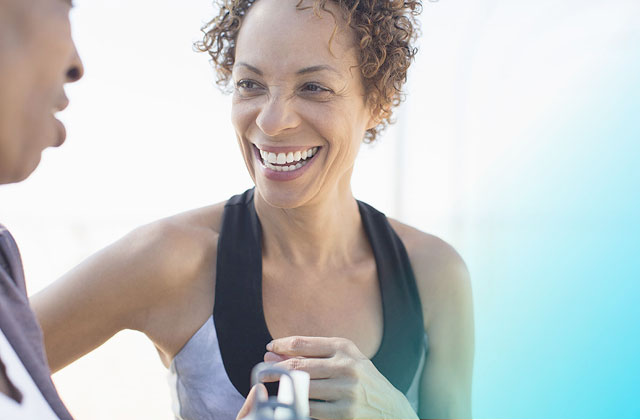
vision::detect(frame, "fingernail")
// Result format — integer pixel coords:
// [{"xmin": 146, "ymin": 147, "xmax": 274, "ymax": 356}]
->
[{"xmin": 266, "ymin": 341, "xmax": 273, "ymax": 351}]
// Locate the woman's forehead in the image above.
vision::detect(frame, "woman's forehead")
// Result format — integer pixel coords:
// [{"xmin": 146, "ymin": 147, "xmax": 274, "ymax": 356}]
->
[{"xmin": 234, "ymin": 0, "xmax": 358, "ymax": 75}]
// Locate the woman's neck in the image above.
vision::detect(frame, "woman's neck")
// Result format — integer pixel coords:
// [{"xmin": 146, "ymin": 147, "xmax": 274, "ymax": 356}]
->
[{"xmin": 254, "ymin": 184, "xmax": 368, "ymax": 269}]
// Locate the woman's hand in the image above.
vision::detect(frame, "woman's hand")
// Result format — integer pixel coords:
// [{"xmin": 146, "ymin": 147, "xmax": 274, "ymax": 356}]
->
[{"xmin": 263, "ymin": 336, "xmax": 418, "ymax": 420}]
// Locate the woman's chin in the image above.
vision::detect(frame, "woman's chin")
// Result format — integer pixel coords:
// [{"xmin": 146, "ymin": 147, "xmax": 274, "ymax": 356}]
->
[
  {"xmin": 254, "ymin": 182, "xmax": 314, "ymax": 210},
  {"xmin": 252, "ymin": 161, "xmax": 320, "ymax": 210}
]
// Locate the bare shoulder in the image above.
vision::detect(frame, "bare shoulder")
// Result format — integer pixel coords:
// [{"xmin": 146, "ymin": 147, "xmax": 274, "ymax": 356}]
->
[
  {"xmin": 52, "ymin": 200, "xmax": 228, "ymax": 331},
  {"xmin": 117, "ymin": 201, "xmax": 227, "ymax": 303},
  {"xmin": 117, "ymin": 201, "xmax": 227, "ymax": 357},
  {"xmin": 387, "ymin": 218, "xmax": 469, "ymax": 282},
  {"xmin": 127, "ymin": 201, "xmax": 226, "ymax": 274},
  {"xmin": 388, "ymin": 219, "xmax": 472, "ymax": 330}
]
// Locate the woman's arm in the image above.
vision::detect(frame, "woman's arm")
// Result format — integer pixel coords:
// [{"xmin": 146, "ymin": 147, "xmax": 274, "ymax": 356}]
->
[
  {"xmin": 411, "ymin": 236, "xmax": 475, "ymax": 419},
  {"xmin": 31, "ymin": 217, "xmax": 217, "ymax": 373}
]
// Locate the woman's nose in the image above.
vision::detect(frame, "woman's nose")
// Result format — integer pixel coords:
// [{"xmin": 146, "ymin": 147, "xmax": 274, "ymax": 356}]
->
[{"xmin": 255, "ymin": 95, "xmax": 301, "ymax": 137}]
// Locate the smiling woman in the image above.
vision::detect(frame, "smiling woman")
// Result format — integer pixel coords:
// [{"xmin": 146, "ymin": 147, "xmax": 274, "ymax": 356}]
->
[{"xmin": 30, "ymin": 0, "xmax": 474, "ymax": 419}]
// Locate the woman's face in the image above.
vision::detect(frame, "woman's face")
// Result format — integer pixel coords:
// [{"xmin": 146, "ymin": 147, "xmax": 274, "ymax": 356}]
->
[
  {"xmin": 231, "ymin": 0, "xmax": 377, "ymax": 208},
  {"xmin": 0, "ymin": 0, "xmax": 83, "ymax": 184}
]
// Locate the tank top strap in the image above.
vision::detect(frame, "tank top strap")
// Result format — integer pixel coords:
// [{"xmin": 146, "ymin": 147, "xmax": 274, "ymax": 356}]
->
[
  {"xmin": 358, "ymin": 201, "xmax": 426, "ymax": 394},
  {"xmin": 214, "ymin": 188, "xmax": 271, "ymax": 397}
]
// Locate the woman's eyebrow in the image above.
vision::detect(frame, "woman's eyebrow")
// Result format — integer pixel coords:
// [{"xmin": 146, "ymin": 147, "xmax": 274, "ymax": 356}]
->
[
  {"xmin": 235, "ymin": 62, "xmax": 342, "ymax": 77},
  {"xmin": 235, "ymin": 62, "xmax": 263, "ymax": 76},
  {"xmin": 296, "ymin": 65, "xmax": 341, "ymax": 76}
]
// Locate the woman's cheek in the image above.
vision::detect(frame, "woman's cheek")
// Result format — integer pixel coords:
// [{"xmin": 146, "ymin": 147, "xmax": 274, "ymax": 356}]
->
[{"xmin": 231, "ymin": 97, "xmax": 258, "ymax": 132}]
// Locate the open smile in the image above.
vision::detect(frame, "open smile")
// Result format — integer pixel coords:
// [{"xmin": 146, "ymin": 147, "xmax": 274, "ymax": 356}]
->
[
  {"xmin": 254, "ymin": 144, "xmax": 319, "ymax": 172},
  {"xmin": 251, "ymin": 144, "xmax": 322, "ymax": 181}
]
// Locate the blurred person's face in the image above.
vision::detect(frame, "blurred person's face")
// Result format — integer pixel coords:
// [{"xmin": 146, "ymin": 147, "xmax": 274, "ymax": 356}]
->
[{"xmin": 0, "ymin": 0, "xmax": 83, "ymax": 184}]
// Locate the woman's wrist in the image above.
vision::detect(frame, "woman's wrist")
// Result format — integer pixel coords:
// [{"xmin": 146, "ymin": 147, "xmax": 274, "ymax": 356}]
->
[
  {"xmin": 387, "ymin": 388, "xmax": 419, "ymax": 420},
  {"xmin": 363, "ymin": 385, "xmax": 419, "ymax": 419}
]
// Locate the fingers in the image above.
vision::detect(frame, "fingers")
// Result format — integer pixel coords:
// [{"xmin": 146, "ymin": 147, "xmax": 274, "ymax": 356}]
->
[
  {"xmin": 236, "ymin": 386, "xmax": 256, "ymax": 420},
  {"xmin": 267, "ymin": 336, "xmax": 354, "ymax": 358},
  {"xmin": 236, "ymin": 384, "xmax": 267, "ymax": 420},
  {"xmin": 256, "ymin": 383, "xmax": 268, "ymax": 399},
  {"xmin": 264, "ymin": 351, "xmax": 290, "ymax": 362},
  {"xmin": 260, "ymin": 357, "xmax": 337, "ymax": 382}
]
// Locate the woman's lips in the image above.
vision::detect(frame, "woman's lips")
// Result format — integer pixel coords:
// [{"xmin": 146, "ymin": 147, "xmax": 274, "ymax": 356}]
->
[{"xmin": 253, "ymin": 144, "xmax": 320, "ymax": 182}]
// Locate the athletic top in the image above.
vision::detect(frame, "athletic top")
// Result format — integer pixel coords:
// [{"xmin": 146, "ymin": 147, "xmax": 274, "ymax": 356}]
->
[
  {"xmin": 0, "ymin": 224, "xmax": 73, "ymax": 420},
  {"xmin": 168, "ymin": 189, "xmax": 428, "ymax": 420}
]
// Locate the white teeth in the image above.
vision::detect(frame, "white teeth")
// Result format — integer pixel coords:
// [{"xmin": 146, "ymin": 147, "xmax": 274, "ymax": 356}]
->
[
  {"xmin": 263, "ymin": 157, "xmax": 312, "ymax": 172},
  {"xmin": 256, "ymin": 145, "xmax": 320, "ymax": 172}
]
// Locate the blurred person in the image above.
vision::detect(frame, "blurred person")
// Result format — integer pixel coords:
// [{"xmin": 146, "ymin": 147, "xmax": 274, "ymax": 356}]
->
[
  {"xmin": 33, "ymin": 0, "xmax": 475, "ymax": 419},
  {"xmin": 0, "ymin": 0, "xmax": 82, "ymax": 418}
]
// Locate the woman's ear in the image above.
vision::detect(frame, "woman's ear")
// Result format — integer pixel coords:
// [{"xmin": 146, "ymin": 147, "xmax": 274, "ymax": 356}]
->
[
  {"xmin": 366, "ymin": 115, "xmax": 381, "ymax": 131},
  {"xmin": 365, "ymin": 101, "xmax": 383, "ymax": 131}
]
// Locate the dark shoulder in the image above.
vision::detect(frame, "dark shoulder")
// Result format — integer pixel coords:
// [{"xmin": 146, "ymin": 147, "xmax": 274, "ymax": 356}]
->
[{"xmin": 388, "ymin": 219, "xmax": 472, "ymax": 330}]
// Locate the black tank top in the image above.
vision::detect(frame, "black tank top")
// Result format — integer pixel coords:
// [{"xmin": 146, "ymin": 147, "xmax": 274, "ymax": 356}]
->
[{"xmin": 213, "ymin": 188, "xmax": 425, "ymax": 397}]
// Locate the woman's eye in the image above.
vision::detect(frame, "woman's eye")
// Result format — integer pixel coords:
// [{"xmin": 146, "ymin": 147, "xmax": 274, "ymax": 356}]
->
[
  {"xmin": 236, "ymin": 80, "xmax": 261, "ymax": 90},
  {"xmin": 302, "ymin": 83, "xmax": 331, "ymax": 94}
]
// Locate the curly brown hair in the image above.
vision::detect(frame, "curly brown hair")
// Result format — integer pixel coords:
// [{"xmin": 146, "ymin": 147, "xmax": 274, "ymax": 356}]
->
[{"xmin": 195, "ymin": 0, "xmax": 422, "ymax": 143}]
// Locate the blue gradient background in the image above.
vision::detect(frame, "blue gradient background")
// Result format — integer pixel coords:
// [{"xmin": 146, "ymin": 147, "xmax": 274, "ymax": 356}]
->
[
  {"xmin": 468, "ymin": 36, "xmax": 640, "ymax": 420},
  {"xmin": 389, "ymin": 2, "xmax": 640, "ymax": 417}
]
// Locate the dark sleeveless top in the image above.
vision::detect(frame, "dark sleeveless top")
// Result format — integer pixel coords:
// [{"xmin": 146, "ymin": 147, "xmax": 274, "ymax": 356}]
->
[
  {"xmin": 213, "ymin": 189, "xmax": 426, "ymax": 398},
  {"xmin": 0, "ymin": 224, "xmax": 74, "ymax": 419}
]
